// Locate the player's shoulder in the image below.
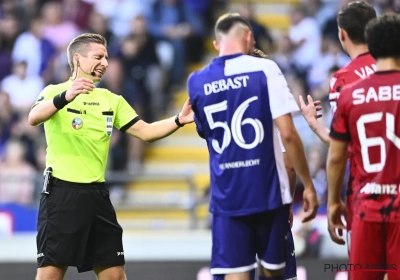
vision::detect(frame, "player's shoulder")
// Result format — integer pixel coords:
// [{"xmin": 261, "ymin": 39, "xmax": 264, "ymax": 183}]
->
[
  {"xmin": 188, "ymin": 60, "xmax": 216, "ymax": 81},
  {"xmin": 342, "ymin": 53, "xmax": 376, "ymax": 75},
  {"xmin": 231, "ymin": 54, "xmax": 278, "ymax": 68},
  {"xmin": 225, "ymin": 55, "xmax": 281, "ymax": 76},
  {"xmin": 331, "ymin": 66, "xmax": 349, "ymax": 79},
  {"xmin": 353, "ymin": 53, "xmax": 375, "ymax": 65},
  {"xmin": 331, "ymin": 60, "xmax": 357, "ymax": 83},
  {"xmin": 339, "ymin": 77, "xmax": 364, "ymax": 100},
  {"xmin": 187, "ymin": 68, "xmax": 207, "ymax": 91}
]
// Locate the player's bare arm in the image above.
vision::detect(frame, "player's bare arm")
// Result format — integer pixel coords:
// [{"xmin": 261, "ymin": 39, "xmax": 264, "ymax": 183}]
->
[
  {"xmin": 275, "ymin": 113, "xmax": 319, "ymax": 223},
  {"xmin": 299, "ymin": 95, "xmax": 330, "ymax": 146},
  {"xmin": 284, "ymin": 153, "xmax": 297, "ymax": 198},
  {"xmin": 28, "ymin": 78, "xmax": 95, "ymax": 126},
  {"xmin": 284, "ymin": 153, "xmax": 296, "ymax": 228},
  {"xmin": 326, "ymin": 139, "xmax": 348, "ymax": 245},
  {"xmin": 125, "ymin": 98, "xmax": 194, "ymax": 143}
]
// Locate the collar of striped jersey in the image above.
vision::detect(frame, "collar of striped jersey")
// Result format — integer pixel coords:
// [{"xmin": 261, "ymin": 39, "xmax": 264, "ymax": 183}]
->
[{"xmin": 213, "ymin": 53, "xmax": 244, "ymax": 65}]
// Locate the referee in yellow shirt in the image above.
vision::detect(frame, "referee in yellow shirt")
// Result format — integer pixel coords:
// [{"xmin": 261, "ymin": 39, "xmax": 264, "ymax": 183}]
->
[{"xmin": 28, "ymin": 33, "xmax": 194, "ymax": 280}]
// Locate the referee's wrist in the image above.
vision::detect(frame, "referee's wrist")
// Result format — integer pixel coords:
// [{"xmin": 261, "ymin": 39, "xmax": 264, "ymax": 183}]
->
[{"xmin": 53, "ymin": 91, "xmax": 69, "ymax": 110}]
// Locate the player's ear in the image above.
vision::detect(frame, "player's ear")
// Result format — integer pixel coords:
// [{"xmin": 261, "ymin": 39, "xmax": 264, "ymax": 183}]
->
[
  {"xmin": 247, "ymin": 30, "xmax": 253, "ymax": 41},
  {"xmin": 213, "ymin": 40, "xmax": 220, "ymax": 51},
  {"xmin": 248, "ymin": 30, "xmax": 255, "ymax": 46},
  {"xmin": 338, "ymin": 28, "xmax": 346, "ymax": 42}
]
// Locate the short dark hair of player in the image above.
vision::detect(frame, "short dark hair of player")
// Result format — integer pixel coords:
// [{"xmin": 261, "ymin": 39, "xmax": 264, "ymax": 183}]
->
[
  {"xmin": 67, "ymin": 33, "xmax": 107, "ymax": 73},
  {"xmin": 337, "ymin": 1, "xmax": 376, "ymax": 45},
  {"xmin": 214, "ymin": 13, "xmax": 252, "ymax": 39},
  {"xmin": 365, "ymin": 14, "xmax": 400, "ymax": 60}
]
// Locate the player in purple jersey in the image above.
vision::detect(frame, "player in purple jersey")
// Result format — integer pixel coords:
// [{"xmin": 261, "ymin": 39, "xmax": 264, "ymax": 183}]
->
[{"xmin": 188, "ymin": 13, "xmax": 319, "ymax": 280}]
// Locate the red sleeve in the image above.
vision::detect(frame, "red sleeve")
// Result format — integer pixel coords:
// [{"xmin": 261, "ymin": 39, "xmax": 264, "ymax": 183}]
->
[
  {"xmin": 329, "ymin": 72, "xmax": 346, "ymax": 113},
  {"xmin": 329, "ymin": 73, "xmax": 346, "ymax": 95},
  {"xmin": 330, "ymin": 86, "xmax": 351, "ymax": 142}
]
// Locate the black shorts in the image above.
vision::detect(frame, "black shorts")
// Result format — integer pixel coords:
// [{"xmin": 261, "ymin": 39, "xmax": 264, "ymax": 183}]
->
[{"xmin": 36, "ymin": 178, "xmax": 125, "ymax": 273}]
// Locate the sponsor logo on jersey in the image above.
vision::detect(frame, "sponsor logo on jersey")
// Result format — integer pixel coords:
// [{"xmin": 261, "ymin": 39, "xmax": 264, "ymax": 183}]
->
[
  {"xmin": 219, "ymin": 158, "xmax": 260, "ymax": 170},
  {"xmin": 83, "ymin": 102, "xmax": 100, "ymax": 106},
  {"xmin": 359, "ymin": 183, "xmax": 398, "ymax": 195}
]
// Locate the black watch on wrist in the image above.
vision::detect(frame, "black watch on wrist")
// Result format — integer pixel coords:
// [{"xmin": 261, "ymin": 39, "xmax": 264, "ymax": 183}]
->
[{"xmin": 175, "ymin": 113, "xmax": 185, "ymax": 127}]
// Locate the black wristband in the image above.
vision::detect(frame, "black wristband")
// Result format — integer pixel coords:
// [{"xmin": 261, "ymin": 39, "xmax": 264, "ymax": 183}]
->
[
  {"xmin": 53, "ymin": 91, "xmax": 69, "ymax": 110},
  {"xmin": 175, "ymin": 113, "xmax": 184, "ymax": 127}
]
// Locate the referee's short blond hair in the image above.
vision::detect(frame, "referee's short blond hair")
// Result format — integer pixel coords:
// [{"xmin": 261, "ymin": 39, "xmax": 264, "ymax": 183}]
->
[{"xmin": 67, "ymin": 33, "xmax": 107, "ymax": 73}]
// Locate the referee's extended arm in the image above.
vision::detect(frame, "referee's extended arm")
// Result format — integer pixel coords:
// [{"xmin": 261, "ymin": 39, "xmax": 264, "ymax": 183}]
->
[
  {"xmin": 28, "ymin": 78, "xmax": 94, "ymax": 126},
  {"xmin": 125, "ymin": 98, "xmax": 194, "ymax": 143}
]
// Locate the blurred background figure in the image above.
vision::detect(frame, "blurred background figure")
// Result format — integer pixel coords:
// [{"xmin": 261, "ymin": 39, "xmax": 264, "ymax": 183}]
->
[
  {"xmin": 1, "ymin": 60, "xmax": 44, "ymax": 112},
  {"xmin": 0, "ymin": 13, "xmax": 20, "ymax": 54},
  {"xmin": 0, "ymin": 139, "xmax": 36, "ymax": 206},
  {"xmin": 86, "ymin": 11, "xmax": 116, "ymax": 52},
  {"xmin": 288, "ymin": 4, "xmax": 321, "ymax": 83},
  {"xmin": 307, "ymin": 35, "xmax": 350, "ymax": 88},
  {"xmin": 270, "ymin": 35, "xmax": 295, "ymax": 75},
  {"xmin": 147, "ymin": 0, "xmax": 206, "ymax": 87},
  {"xmin": 0, "ymin": 34, "xmax": 12, "ymax": 82},
  {"xmin": 0, "ymin": 91, "xmax": 14, "ymax": 159},
  {"xmin": 305, "ymin": 0, "xmax": 337, "ymax": 28},
  {"xmin": 307, "ymin": 145, "xmax": 327, "ymax": 205},
  {"xmin": 12, "ymin": 16, "xmax": 56, "ymax": 84},
  {"xmin": 40, "ymin": 1, "xmax": 79, "ymax": 53},
  {"xmin": 285, "ymin": 75, "xmax": 320, "ymax": 152},
  {"xmin": 93, "ymin": 0, "xmax": 151, "ymax": 39},
  {"xmin": 62, "ymin": 0, "xmax": 94, "ymax": 30},
  {"xmin": 118, "ymin": 16, "xmax": 161, "ymax": 121},
  {"xmin": 239, "ymin": 2, "xmax": 274, "ymax": 53}
]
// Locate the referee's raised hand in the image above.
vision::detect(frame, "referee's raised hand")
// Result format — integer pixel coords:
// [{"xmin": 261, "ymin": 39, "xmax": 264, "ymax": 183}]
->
[{"xmin": 66, "ymin": 78, "xmax": 95, "ymax": 102}]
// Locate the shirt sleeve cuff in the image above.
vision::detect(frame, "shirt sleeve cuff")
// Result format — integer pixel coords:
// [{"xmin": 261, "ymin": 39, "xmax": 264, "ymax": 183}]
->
[
  {"xmin": 120, "ymin": 116, "xmax": 141, "ymax": 133},
  {"xmin": 329, "ymin": 129, "xmax": 351, "ymax": 142}
]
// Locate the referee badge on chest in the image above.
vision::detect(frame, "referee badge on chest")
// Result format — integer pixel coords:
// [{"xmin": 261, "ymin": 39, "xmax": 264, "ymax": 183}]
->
[
  {"xmin": 106, "ymin": 116, "xmax": 113, "ymax": 136},
  {"xmin": 72, "ymin": 118, "xmax": 83, "ymax": 130}
]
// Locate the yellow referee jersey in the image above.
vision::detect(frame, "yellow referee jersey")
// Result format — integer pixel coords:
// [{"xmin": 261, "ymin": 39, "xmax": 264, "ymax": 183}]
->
[{"xmin": 33, "ymin": 79, "xmax": 138, "ymax": 183}]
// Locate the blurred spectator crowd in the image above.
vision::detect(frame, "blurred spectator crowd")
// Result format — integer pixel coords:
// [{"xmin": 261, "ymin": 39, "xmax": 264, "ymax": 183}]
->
[
  {"xmin": 0, "ymin": 0, "xmax": 224, "ymax": 206},
  {"xmin": 0, "ymin": 0, "xmax": 399, "ymax": 210}
]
